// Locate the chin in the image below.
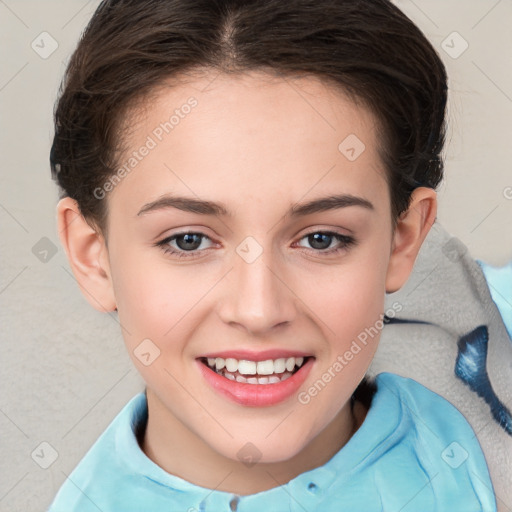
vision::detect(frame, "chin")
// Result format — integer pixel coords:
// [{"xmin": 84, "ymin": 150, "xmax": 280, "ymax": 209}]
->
[{"xmin": 218, "ymin": 434, "xmax": 309, "ymax": 466}]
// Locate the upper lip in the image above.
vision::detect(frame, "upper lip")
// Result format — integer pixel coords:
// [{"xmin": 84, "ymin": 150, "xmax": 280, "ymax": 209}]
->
[{"xmin": 198, "ymin": 349, "xmax": 313, "ymax": 362}]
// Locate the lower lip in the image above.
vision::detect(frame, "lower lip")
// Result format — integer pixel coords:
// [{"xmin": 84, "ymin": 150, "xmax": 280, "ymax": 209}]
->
[{"xmin": 197, "ymin": 358, "xmax": 314, "ymax": 407}]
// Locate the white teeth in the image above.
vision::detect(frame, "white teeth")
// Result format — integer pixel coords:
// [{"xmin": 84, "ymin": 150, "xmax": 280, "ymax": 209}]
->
[
  {"xmin": 225, "ymin": 358, "xmax": 238, "ymax": 372},
  {"xmin": 256, "ymin": 359, "xmax": 275, "ymax": 375},
  {"xmin": 285, "ymin": 357, "xmax": 296, "ymax": 372},
  {"xmin": 233, "ymin": 373, "xmax": 292, "ymax": 385},
  {"xmin": 238, "ymin": 360, "xmax": 257, "ymax": 375},
  {"xmin": 215, "ymin": 371, "xmax": 292, "ymax": 384},
  {"xmin": 273, "ymin": 358, "xmax": 286, "ymax": 373},
  {"xmin": 207, "ymin": 356, "xmax": 307, "ymax": 375}
]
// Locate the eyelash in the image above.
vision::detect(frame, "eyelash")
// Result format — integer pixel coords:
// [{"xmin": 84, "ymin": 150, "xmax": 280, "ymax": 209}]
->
[{"xmin": 155, "ymin": 230, "xmax": 356, "ymax": 259}]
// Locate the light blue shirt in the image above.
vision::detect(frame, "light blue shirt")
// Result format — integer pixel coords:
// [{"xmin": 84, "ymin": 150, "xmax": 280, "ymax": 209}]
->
[
  {"xmin": 48, "ymin": 372, "xmax": 496, "ymax": 511},
  {"xmin": 479, "ymin": 260, "xmax": 512, "ymax": 341}
]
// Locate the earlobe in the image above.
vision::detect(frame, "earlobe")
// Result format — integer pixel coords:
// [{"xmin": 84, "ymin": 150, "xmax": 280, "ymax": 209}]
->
[
  {"xmin": 56, "ymin": 197, "xmax": 117, "ymax": 312},
  {"xmin": 385, "ymin": 187, "xmax": 437, "ymax": 293}
]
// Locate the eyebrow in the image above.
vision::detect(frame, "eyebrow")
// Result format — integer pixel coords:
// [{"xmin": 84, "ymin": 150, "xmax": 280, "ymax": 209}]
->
[{"xmin": 136, "ymin": 193, "xmax": 374, "ymax": 218}]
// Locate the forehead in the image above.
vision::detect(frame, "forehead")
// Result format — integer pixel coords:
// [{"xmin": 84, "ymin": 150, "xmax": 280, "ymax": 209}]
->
[{"xmin": 110, "ymin": 70, "xmax": 387, "ymax": 217}]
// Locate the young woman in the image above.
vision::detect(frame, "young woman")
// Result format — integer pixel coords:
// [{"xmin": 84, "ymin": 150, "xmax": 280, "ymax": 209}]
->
[{"xmin": 48, "ymin": 0, "xmax": 496, "ymax": 510}]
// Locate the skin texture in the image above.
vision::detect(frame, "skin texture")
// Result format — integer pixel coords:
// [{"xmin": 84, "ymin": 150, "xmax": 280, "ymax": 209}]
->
[{"xmin": 57, "ymin": 71, "xmax": 436, "ymax": 495}]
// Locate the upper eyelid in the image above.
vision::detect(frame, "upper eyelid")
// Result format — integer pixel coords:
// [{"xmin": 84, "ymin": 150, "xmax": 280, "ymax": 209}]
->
[
  {"xmin": 160, "ymin": 229, "xmax": 350, "ymax": 241},
  {"xmin": 293, "ymin": 232, "xmax": 355, "ymax": 250}
]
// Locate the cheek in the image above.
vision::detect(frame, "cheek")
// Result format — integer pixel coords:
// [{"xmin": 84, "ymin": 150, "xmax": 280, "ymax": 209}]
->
[
  {"xmin": 303, "ymin": 250, "xmax": 389, "ymax": 341},
  {"xmin": 109, "ymin": 249, "xmax": 187, "ymax": 340},
  {"xmin": 110, "ymin": 259, "xmax": 194, "ymax": 393},
  {"xmin": 295, "ymin": 251, "xmax": 389, "ymax": 416},
  {"xmin": 110, "ymin": 247, "xmax": 221, "ymax": 363}
]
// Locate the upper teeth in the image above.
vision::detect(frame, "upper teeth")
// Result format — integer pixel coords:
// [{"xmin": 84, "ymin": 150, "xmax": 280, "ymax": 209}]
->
[{"xmin": 206, "ymin": 356, "xmax": 305, "ymax": 375}]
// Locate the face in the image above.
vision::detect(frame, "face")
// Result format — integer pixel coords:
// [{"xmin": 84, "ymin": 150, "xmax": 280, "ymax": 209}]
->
[{"xmin": 104, "ymin": 71, "xmax": 394, "ymax": 465}]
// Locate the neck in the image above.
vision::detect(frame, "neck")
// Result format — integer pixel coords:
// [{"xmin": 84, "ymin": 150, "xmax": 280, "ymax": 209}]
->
[{"xmin": 140, "ymin": 390, "xmax": 367, "ymax": 496}]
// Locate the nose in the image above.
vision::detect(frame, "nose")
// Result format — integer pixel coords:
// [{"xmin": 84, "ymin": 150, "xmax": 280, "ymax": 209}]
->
[{"xmin": 217, "ymin": 245, "xmax": 296, "ymax": 336}]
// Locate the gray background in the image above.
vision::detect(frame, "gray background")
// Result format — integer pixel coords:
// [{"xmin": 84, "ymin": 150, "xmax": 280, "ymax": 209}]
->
[{"xmin": 0, "ymin": 1, "xmax": 511, "ymax": 511}]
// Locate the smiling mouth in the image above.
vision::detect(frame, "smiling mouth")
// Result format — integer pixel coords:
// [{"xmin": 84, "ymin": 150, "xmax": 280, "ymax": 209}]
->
[{"xmin": 198, "ymin": 356, "xmax": 313, "ymax": 385}]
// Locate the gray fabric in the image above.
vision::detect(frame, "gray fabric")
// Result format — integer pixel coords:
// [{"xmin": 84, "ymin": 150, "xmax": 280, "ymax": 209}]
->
[{"xmin": 369, "ymin": 221, "xmax": 512, "ymax": 510}]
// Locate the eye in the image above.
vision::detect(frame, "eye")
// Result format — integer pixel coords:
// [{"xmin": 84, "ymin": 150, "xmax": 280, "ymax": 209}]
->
[
  {"xmin": 295, "ymin": 231, "xmax": 356, "ymax": 255},
  {"xmin": 155, "ymin": 230, "xmax": 356, "ymax": 259},
  {"xmin": 155, "ymin": 232, "xmax": 214, "ymax": 258}
]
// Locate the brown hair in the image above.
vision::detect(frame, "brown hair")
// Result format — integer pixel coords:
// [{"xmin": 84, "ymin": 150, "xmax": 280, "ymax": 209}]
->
[{"xmin": 50, "ymin": 0, "xmax": 448, "ymax": 236}]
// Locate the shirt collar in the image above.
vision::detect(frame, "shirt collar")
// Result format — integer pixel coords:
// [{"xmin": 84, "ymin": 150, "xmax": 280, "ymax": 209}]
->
[{"xmin": 114, "ymin": 373, "xmax": 399, "ymax": 511}]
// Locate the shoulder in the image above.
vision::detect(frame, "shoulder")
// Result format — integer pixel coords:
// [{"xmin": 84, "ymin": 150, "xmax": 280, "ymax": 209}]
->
[
  {"xmin": 344, "ymin": 372, "xmax": 497, "ymax": 511},
  {"xmin": 373, "ymin": 372, "xmax": 477, "ymax": 437},
  {"xmin": 47, "ymin": 393, "xmax": 148, "ymax": 512},
  {"xmin": 373, "ymin": 372, "xmax": 485, "ymax": 453}
]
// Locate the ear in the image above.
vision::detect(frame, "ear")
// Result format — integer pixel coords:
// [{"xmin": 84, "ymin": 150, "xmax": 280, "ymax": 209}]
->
[
  {"xmin": 385, "ymin": 187, "xmax": 437, "ymax": 293},
  {"xmin": 56, "ymin": 197, "xmax": 117, "ymax": 312}
]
